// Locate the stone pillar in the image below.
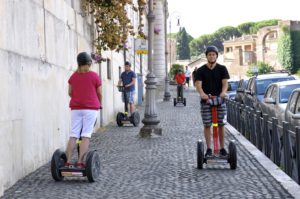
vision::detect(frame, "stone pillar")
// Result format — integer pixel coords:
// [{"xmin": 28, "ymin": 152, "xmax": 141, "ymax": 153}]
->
[
  {"xmin": 163, "ymin": 0, "xmax": 171, "ymax": 101},
  {"xmin": 153, "ymin": 0, "xmax": 166, "ymax": 86}
]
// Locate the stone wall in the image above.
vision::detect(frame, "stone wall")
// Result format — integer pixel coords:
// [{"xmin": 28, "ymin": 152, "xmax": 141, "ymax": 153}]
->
[{"xmin": 0, "ymin": 0, "xmax": 94, "ymax": 194}]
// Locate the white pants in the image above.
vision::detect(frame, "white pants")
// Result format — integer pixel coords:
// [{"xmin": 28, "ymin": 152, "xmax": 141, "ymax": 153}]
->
[{"xmin": 70, "ymin": 110, "xmax": 98, "ymax": 138}]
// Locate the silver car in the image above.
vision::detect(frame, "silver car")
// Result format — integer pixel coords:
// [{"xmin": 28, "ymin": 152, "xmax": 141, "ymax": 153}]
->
[
  {"xmin": 235, "ymin": 78, "xmax": 249, "ymax": 103},
  {"xmin": 259, "ymin": 80, "xmax": 300, "ymax": 125},
  {"xmin": 244, "ymin": 73, "xmax": 295, "ymax": 110},
  {"xmin": 285, "ymin": 88, "xmax": 300, "ymax": 131}
]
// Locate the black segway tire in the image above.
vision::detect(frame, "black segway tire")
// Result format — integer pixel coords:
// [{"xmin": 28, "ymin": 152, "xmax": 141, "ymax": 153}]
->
[
  {"xmin": 131, "ymin": 112, "xmax": 140, "ymax": 127},
  {"xmin": 228, "ymin": 141, "xmax": 237, "ymax": 169},
  {"xmin": 86, "ymin": 150, "xmax": 101, "ymax": 182},
  {"xmin": 197, "ymin": 141, "xmax": 204, "ymax": 169},
  {"xmin": 173, "ymin": 98, "xmax": 176, "ymax": 106},
  {"xmin": 116, "ymin": 112, "xmax": 124, "ymax": 127},
  {"xmin": 51, "ymin": 149, "xmax": 67, "ymax": 181},
  {"xmin": 183, "ymin": 98, "xmax": 186, "ymax": 106}
]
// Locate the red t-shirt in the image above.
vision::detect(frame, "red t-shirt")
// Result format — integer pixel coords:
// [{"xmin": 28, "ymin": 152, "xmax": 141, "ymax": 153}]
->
[
  {"xmin": 175, "ymin": 73, "xmax": 186, "ymax": 84},
  {"xmin": 68, "ymin": 71, "xmax": 101, "ymax": 110}
]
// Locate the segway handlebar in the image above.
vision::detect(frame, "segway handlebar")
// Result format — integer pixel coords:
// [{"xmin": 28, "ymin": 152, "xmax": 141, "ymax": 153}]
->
[{"xmin": 206, "ymin": 95, "xmax": 226, "ymax": 106}]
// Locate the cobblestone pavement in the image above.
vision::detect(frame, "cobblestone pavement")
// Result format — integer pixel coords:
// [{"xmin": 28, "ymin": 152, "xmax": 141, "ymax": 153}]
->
[{"xmin": 1, "ymin": 86, "xmax": 294, "ymax": 199}]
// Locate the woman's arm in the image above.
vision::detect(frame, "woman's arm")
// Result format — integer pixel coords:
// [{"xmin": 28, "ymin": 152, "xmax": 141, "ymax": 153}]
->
[
  {"xmin": 96, "ymin": 86, "xmax": 102, "ymax": 104},
  {"xmin": 68, "ymin": 85, "xmax": 72, "ymax": 97}
]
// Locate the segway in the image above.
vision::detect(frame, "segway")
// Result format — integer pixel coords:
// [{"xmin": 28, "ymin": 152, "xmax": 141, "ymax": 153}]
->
[
  {"xmin": 197, "ymin": 96, "xmax": 237, "ymax": 169},
  {"xmin": 173, "ymin": 84, "xmax": 186, "ymax": 106},
  {"xmin": 116, "ymin": 86, "xmax": 140, "ymax": 127},
  {"xmin": 51, "ymin": 121, "xmax": 100, "ymax": 182}
]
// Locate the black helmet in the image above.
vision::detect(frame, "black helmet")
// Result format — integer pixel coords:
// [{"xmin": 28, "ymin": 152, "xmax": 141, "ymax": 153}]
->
[
  {"xmin": 125, "ymin": 61, "xmax": 131, "ymax": 66},
  {"xmin": 205, "ymin": 46, "xmax": 218, "ymax": 57},
  {"xmin": 77, "ymin": 52, "xmax": 92, "ymax": 66}
]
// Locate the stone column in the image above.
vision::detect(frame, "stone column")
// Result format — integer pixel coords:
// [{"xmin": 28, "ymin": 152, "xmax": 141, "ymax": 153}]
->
[
  {"xmin": 163, "ymin": 0, "xmax": 171, "ymax": 101},
  {"xmin": 153, "ymin": 0, "xmax": 166, "ymax": 86}
]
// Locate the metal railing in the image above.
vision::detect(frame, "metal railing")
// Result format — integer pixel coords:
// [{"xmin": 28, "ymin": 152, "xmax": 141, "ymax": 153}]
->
[{"xmin": 226, "ymin": 99, "xmax": 300, "ymax": 184}]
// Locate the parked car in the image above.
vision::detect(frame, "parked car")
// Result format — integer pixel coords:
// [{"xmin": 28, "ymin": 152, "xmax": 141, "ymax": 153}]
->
[
  {"xmin": 244, "ymin": 73, "xmax": 295, "ymax": 109},
  {"xmin": 258, "ymin": 80, "xmax": 300, "ymax": 124},
  {"xmin": 235, "ymin": 78, "xmax": 249, "ymax": 103},
  {"xmin": 227, "ymin": 79, "xmax": 239, "ymax": 100},
  {"xmin": 285, "ymin": 88, "xmax": 300, "ymax": 131}
]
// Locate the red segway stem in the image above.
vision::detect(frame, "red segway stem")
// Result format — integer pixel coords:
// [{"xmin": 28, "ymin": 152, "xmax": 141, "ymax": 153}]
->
[
  {"xmin": 207, "ymin": 95, "xmax": 219, "ymax": 154},
  {"xmin": 211, "ymin": 106, "xmax": 219, "ymax": 154}
]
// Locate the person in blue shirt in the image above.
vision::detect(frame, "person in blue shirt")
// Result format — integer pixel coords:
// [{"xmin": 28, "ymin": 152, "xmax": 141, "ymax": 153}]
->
[{"xmin": 118, "ymin": 61, "xmax": 137, "ymax": 114}]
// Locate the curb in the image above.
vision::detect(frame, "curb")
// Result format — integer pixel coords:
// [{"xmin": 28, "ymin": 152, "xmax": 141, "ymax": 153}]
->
[{"xmin": 226, "ymin": 124, "xmax": 300, "ymax": 199}]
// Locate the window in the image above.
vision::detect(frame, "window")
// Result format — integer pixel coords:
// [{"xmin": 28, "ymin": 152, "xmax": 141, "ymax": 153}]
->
[
  {"xmin": 279, "ymin": 84, "xmax": 300, "ymax": 103},
  {"xmin": 295, "ymin": 95, "xmax": 300, "ymax": 114},
  {"xmin": 288, "ymin": 92, "xmax": 299, "ymax": 113},
  {"xmin": 226, "ymin": 47, "xmax": 233, "ymax": 52},
  {"xmin": 265, "ymin": 86, "xmax": 274, "ymax": 98},
  {"xmin": 270, "ymin": 86, "xmax": 277, "ymax": 101},
  {"xmin": 107, "ymin": 59, "xmax": 111, "ymax": 80}
]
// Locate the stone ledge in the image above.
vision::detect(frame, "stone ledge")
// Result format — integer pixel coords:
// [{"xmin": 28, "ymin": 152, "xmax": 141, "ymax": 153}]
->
[{"xmin": 226, "ymin": 124, "xmax": 300, "ymax": 199}]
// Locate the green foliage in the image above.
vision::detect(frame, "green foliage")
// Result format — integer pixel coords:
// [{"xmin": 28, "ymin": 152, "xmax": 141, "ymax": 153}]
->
[
  {"xmin": 249, "ymin": 19, "xmax": 279, "ymax": 34},
  {"xmin": 237, "ymin": 22, "xmax": 256, "ymax": 34},
  {"xmin": 213, "ymin": 26, "xmax": 241, "ymax": 51},
  {"xmin": 291, "ymin": 31, "xmax": 300, "ymax": 73},
  {"xmin": 277, "ymin": 27, "xmax": 293, "ymax": 71},
  {"xmin": 296, "ymin": 68, "xmax": 300, "ymax": 77},
  {"xmin": 170, "ymin": 64, "xmax": 184, "ymax": 79},
  {"xmin": 190, "ymin": 19, "xmax": 279, "ymax": 57},
  {"xmin": 168, "ymin": 33, "xmax": 177, "ymax": 38},
  {"xmin": 82, "ymin": 0, "xmax": 146, "ymax": 53},
  {"xmin": 177, "ymin": 27, "xmax": 191, "ymax": 60},
  {"xmin": 246, "ymin": 61, "xmax": 274, "ymax": 77}
]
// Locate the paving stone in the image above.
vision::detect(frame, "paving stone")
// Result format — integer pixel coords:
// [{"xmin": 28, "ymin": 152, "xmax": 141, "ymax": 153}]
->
[{"xmin": 1, "ymin": 87, "xmax": 294, "ymax": 199}]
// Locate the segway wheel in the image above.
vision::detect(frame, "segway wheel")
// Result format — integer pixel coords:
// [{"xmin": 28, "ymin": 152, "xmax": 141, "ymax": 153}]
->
[
  {"xmin": 116, "ymin": 112, "xmax": 124, "ymax": 127},
  {"xmin": 86, "ymin": 150, "xmax": 101, "ymax": 182},
  {"xmin": 183, "ymin": 98, "xmax": 186, "ymax": 106},
  {"xmin": 228, "ymin": 141, "xmax": 237, "ymax": 169},
  {"xmin": 197, "ymin": 140, "xmax": 204, "ymax": 169},
  {"xmin": 173, "ymin": 98, "xmax": 176, "ymax": 106},
  {"xmin": 51, "ymin": 149, "xmax": 67, "ymax": 181},
  {"xmin": 131, "ymin": 112, "xmax": 140, "ymax": 127}
]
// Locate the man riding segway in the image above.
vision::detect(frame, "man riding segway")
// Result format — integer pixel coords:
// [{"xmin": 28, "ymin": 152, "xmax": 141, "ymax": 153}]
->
[
  {"xmin": 174, "ymin": 69, "xmax": 187, "ymax": 106},
  {"xmin": 116, "ymin": 61, "xmax": 140, "ymax": 126},
  {"xmin": 194, "ymin": 46, "xmax": 237, "ymax": 169}
]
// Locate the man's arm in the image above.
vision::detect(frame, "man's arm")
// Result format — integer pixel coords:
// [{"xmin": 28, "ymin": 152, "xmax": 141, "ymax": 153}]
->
[
  {"xmin": 118, "ymin": 78, "xmax": 122, "ymax": 86},
  {"xmin": 195, "ymin": 80, "xmax": 208, "ymax": 100},
  {"xmin": 125, "ymin": 77, "xmax": 136, "ymax": 87},
  {"xmin": 220, "ymin": 79, "xmax": 228, "ymax": 98}
]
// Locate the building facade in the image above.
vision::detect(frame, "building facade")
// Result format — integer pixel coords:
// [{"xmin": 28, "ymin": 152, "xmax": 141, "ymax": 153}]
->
[
  {"xmin": 222, "ymin": 20, "xmax": 300, "ymax": 79},
  {"xmin": 0, "ymin": 0, "xmax": 168, "ymax": 195}
]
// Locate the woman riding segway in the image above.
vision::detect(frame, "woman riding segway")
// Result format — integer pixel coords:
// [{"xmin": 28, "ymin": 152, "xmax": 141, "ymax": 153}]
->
[{"xmin": 51, "ymin": 52, "xmax": 102, "ymax": 182}]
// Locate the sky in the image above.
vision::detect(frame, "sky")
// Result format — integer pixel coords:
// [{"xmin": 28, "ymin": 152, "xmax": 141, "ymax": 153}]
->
[{"xmin": 168, "ymin": 0, "xmax": 300, "ymax": 38}]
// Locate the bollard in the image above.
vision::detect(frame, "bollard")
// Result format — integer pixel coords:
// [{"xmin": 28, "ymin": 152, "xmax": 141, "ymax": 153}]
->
[
  {"xmin": 272, "ymin": 118, "xmax": 280, "ymax": 166},
  {"xmin": 241, "ymin": 104, "xmax": 246, "ymax": 135},
  {"xmin": 296, "ymin": 127, "xmax": 300, "ymax": 184},
  {"xmin": 237, "ymin": 103, "xmax": 241, "ymax": 132},
  {"xmin": 282, "ymin": 122, "xmax": 292, "ymax": 176},
  {"xmin": 250, "ymin": 108, "xmax": 256, "ymax": 145},
  {"xmin": 263, "ymin": 114, "xmax": 271, "ymax": 158},
  {"xmin": 256, "ymin": 111, "xmax": 263, "ymax": 151}
]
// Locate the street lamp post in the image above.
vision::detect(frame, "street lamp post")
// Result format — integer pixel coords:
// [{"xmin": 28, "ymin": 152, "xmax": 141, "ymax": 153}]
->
[
  {"xmin": 163, "ymin": 1, "xmax": 171, "ymax": 101},
  {"xmin": 139, "ymin": 0, "xmax": 162, "ymax": 137}
]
